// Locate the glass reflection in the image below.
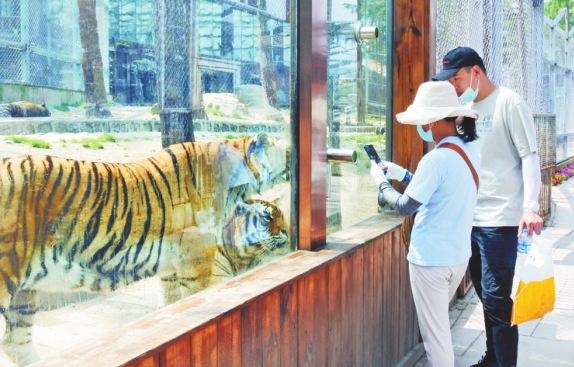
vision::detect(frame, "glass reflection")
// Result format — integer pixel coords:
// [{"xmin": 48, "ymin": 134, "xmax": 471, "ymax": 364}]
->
[
  {"xmin": 0, "ymin": 0, "xmax": 292, "ymax": 364},
  {"xmin": 326, "ymin": 0, "xmax": 387, "ymax": 235}
]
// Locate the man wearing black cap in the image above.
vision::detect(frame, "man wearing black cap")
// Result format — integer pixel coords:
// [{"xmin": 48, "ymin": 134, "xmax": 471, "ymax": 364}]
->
[{"xmin": 433, "ymin": 46, "xmax": 544, "ymax": 367}]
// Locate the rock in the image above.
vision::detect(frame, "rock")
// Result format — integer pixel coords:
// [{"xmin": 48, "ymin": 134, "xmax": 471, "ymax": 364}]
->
[{"xmin": 236, "ymin": 85, "xmax": 284, "ymax": 122}]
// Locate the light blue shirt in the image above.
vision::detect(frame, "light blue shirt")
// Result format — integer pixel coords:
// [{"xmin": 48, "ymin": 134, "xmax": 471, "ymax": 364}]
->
[{"xmin": 404, "ymin": 136, "xmax": 480, "ymax": 266}]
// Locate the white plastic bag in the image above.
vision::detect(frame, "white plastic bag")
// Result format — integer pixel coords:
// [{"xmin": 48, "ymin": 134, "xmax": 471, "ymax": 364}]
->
[{"xmin": 511, "ymin": 228, "xmax": 555, "ymax": 326}]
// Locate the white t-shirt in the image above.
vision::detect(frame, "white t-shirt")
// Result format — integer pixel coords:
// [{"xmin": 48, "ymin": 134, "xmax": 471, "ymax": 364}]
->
[
  {"xmin": 405, "ymin": 136, "xmax": 480, "ymax": 266},
  {"xmin": 470, "ymin": 86, "xmax": 538, "ymax": 226}
]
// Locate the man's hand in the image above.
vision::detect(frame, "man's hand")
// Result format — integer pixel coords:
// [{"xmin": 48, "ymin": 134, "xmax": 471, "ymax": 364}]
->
[
  {"xmin": 518, "ymin": 210, "xmax": 544, "ymax": 236},
  {"xmin": 370, "ymin": 160, "xmax": 388, "ymax": 187}
]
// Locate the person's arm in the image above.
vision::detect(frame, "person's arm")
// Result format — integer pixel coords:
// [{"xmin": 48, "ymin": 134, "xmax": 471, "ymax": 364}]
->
[
  {"xmin": 378, "ymin": 181, "xmax": 421, "ymax": 216},
  {"xmin": 400, "ymin": 171, "xmax": 413, "ymax": 187},
  {"xmin": 370, "ymin": 161, "xmax": 421, "ymax": 216},
  {"xmin": 518, "ymin": 152, "xmax": 543, "ymax": 235}
]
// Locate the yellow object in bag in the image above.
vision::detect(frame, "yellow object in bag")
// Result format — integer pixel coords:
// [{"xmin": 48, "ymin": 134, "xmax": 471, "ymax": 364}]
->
[{"xmin": 511, "ymin": 231, "xmax": 555, "ymax": 326}]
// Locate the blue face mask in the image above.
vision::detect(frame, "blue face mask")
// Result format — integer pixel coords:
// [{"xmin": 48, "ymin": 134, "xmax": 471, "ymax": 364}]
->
[
  {"xmin": 459, "ymin": 72, "xmax": 480, "ymax": 103},
  {"xmin": 417, "ymin": 124, "xmax": 434, "ymax": 142}
]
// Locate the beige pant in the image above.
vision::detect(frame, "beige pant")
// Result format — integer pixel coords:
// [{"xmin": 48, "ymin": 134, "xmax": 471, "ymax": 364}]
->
[{"xmin": 409, "ymin": 262, "xmax": 468, "ymax": 367}]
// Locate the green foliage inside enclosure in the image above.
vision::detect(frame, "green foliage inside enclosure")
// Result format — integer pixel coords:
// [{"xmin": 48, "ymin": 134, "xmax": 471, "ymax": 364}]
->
[
  {"xmin": 4, "ymin": 135, "xmax": 51, "ymax": 149},
  {"xmin": 53, "ymin": 102, "xmax": 85, "ymax": 112},
  {"xmin": 72, "ymin": 133, "xmax": 120, "ymax": 149}
]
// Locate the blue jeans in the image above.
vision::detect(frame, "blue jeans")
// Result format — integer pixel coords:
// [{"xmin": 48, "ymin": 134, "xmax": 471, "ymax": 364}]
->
[{"xmin": 469, "ymin": 226, "xmax": 518, "ymax": 367}]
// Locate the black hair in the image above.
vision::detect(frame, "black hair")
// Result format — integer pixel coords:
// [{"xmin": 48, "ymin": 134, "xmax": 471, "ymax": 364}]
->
[{"xmin": 444, "ymin": 116, "xmax": 478, "ymax": 143}]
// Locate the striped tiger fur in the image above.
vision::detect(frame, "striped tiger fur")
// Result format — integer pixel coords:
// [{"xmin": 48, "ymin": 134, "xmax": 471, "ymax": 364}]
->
[
  {"xmin": 0, "ymin": 101, "xmax": 51, "ymax": 118},
  {"xmin": 210, "ymin": 199, "xmax": 290, "ymax": 282},
  {"xmin": 0, "ymin": 132, "xmax": 287, "ymax": 366}
]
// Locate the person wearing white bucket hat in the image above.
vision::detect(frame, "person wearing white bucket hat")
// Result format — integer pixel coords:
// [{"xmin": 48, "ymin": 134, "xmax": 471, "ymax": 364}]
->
[{"xmin": 369, "ymin": 81, "xmax": 481, "ymax": 367}]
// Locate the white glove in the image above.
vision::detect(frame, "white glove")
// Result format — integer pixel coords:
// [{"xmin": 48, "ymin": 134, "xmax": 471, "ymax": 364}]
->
[
  {"xmin": 381, "ymin": 161, "xmax": 406, "ymax": 181},
  {"xmin": 370, "ymin": 160, "xmax": 388, "ymax": 187}
]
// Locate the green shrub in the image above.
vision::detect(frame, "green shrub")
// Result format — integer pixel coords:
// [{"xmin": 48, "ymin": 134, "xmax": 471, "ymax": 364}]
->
[
  {"xmin": 99, "ymin": 133, "xmax": 118, "ymax": 143},
  {"xmin": 4, "ymin": 135, "xmax": 51, "ymax": 149},
  {"xmin": 79, "ymin": 138, "xmax": 104, "ymax": 149},
  {"xmin": 28, "ymin": 139, "xmax": 51, "ymax": 149},
  {"xmin": 212, "ymin": 106, "xmax": 225, "ymax": 117},
  {"xmin": 5, "ymin": 135, "xmax": 27, "ymax": 144},
  {"xmin": 53, "ymin": 103, "xmax": 70, "ymax": 112}
]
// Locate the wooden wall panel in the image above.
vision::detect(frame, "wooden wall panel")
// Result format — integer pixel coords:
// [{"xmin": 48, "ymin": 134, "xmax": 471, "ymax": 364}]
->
[
  {"xmin": 279, "ymin": 283, "xmax": 297, "ymax": 366},
  {"xmin": 378, "ymin": 236, "xmax": 394, "ymax": 366},
  {"xmin": 397, "ymin": 230, "xmax": 410, "ymax": 359},
  {"xmin": 372, "ymin": 237, "xmax": 385, "ymax": 366},
  {"xmin": 340, "ymin": 252, "xmax": 354, "ymax": 367},
  {"xmin": 391, "ymin": 230, "xmax": 402, "ymax": 365},
  {"xmin": 313, "ymin": 268, "xmax": 328, "ymax": 367},
  {"xmin": 350, "ymin": 250, "xmax": 364, "ymax": 367},
  {"xmin": 191, "ymin": 324, "xmax": 217, "ymax": 366},
  {"xmin": 297, "ymin": 267, "xmax": 328, "ymax": 367},
  {"xmin": 362, "ymin": 244, "xmax": 375, "ymax": 367},
  {"xmin": 129, "ymin": 355, "xmax": 159, "ymax": 367},
  {"xmin": 216, "ymin": 314, "xmax": 241, "ymax": 367},
  {"xmin": 327, "ymin": 260, "xmax": 343, "ymax": 367},
  {"xmin": 241, "ymin": 301, "xmax": 262, "ymax": 366},
  {"xmin": 162, "ymin": 337, "xmax": 191, "ymax": 367},
  {"xmin": 261, "ymin": 291, "xmax": 281, "ymax": 366}
]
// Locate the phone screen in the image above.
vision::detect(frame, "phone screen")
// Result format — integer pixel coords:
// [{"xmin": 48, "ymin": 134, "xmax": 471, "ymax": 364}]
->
[{"xmin": 363, "ymin": 144, "xmax": 381, "ymax": 163}]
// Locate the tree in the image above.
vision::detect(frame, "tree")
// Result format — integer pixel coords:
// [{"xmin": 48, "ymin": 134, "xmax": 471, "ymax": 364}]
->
[
  {"xmin": 258, "ymin": 0, "xmax": 280, "ymax": 110},
  {"xmin": 78, "ymin": 0, "xmax": 113, "ymax": 118},
  {"xmin": 545, "ymin": 0, "xmax": 574, "ymax": 30}
]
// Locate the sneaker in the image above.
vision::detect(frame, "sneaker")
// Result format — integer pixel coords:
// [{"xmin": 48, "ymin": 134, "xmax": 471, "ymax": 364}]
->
[{"xmin": 470, "ymin": 354, "xmax": 497, "ymax": 367}]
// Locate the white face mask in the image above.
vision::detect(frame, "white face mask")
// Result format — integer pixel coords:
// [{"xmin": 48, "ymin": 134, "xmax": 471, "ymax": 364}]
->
[
  {"xmin": 459, "ymin": 71, "xmax": 480, "ymax": 103},
  {"xmin": 417, "ymin": 123, "xmax": 435, "ymax": 142}
]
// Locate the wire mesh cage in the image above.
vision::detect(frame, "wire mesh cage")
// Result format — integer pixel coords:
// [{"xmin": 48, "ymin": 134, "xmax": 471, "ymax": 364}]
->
[
  {"xmin": 535, "ymin": 113, "xmax": 556, "ymax": 169},
  {"xmin": 436, "ymin": 0, "xmax": 544, "ymax": 111},
  {"xmin": 534, "ymin": 113, "xmax": 556, "ymax": 221},
  {"xmin": 435, "ymin": 0, "xmax": 574, "ymax": 222},
  {"xmin": 0, "ymin": 0, "xmax": 83, "ymax": 91}
]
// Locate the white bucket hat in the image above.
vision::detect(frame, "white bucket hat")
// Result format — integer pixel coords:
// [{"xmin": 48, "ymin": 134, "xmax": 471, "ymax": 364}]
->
[{"xmin": 396, "ymin": 81, "xmax": 479, "ymax": 125}]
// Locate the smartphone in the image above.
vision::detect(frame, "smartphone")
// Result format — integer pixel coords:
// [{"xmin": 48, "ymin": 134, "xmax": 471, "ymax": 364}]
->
[{"xmin": 363, "ymin": 144, "xmax": 382, "ymax": 164}]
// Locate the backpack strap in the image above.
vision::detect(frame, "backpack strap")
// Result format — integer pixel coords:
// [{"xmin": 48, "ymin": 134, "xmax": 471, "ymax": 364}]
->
[{"xmin": 438, "ymin": 142, "xmax": 479, "ymax": 192}]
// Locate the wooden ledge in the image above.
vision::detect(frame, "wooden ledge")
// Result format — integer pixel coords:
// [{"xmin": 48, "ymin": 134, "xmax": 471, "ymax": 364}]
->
[{"xmin": 32, "ymin": 213, "xmax": 403, "ymax": 367}]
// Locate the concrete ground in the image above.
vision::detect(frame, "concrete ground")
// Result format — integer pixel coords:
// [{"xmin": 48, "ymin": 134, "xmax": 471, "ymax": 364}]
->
[{"xmin": 415, "ymin": 178, "xmax": 574, "ymax": 367}]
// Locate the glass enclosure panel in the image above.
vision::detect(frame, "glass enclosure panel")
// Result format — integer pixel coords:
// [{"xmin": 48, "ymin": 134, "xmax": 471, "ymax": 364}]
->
[
  {"xmin": 326, "ymin": 0, "xmax": 387, "ymax": 234},
  {"xmin": 0, "ymin": 0, "xmax": 293, "ymax": 364}
]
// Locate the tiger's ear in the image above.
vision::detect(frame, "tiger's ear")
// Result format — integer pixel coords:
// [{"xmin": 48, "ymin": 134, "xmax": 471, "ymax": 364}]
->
[{"xmin": 41, "ymin": 102, "xmax": 46, "ymax": 107}]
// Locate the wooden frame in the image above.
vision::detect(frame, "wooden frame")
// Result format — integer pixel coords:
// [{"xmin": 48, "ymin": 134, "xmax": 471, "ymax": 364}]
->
[
  {"xmin": 297, "ymin": 0, "xmax": 328, "ymax": 250},
  {"xmin": 391, "ymin": 0, "xmax": 436, "ymax": 176}
]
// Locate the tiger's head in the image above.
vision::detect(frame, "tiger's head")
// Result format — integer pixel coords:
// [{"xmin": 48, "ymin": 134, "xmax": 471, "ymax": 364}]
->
[{"xmin": 222, "ymin": 198, "xmax": 290, "ymax": 257}]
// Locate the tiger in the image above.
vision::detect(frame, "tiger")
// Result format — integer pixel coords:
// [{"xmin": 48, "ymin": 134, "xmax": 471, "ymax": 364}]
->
[
  {"xmin": 0, "ymin": 101, "xmax": 51, "ymax": 118},
  {"xmin": 0, "ymin": 132, "xmax": 288, "ymax": 366},
  {"xmin": 210, "ymin": 199, "xmax": 291, "ymax": 282}
]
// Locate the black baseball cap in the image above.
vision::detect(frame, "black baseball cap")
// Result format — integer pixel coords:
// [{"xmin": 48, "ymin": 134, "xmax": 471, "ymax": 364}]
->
[{"xmin": 432, "ymin": 47, "xmax": 486, "ymax": 81}]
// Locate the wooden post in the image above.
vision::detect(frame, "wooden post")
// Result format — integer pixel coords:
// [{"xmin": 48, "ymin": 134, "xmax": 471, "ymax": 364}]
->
[
  {"xmin": 297, "ymin": 0, "xmax": 328, "ymax": 250},
  {"xmin": 391, "ymin": 0, "xmax": 436, "ymax": 181}
]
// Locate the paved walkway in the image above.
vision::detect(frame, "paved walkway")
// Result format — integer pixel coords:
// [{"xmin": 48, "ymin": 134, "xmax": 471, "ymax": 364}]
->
[{"xmin": 415, "ymin": 177, "xmax": 574, "ymax": 367}]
